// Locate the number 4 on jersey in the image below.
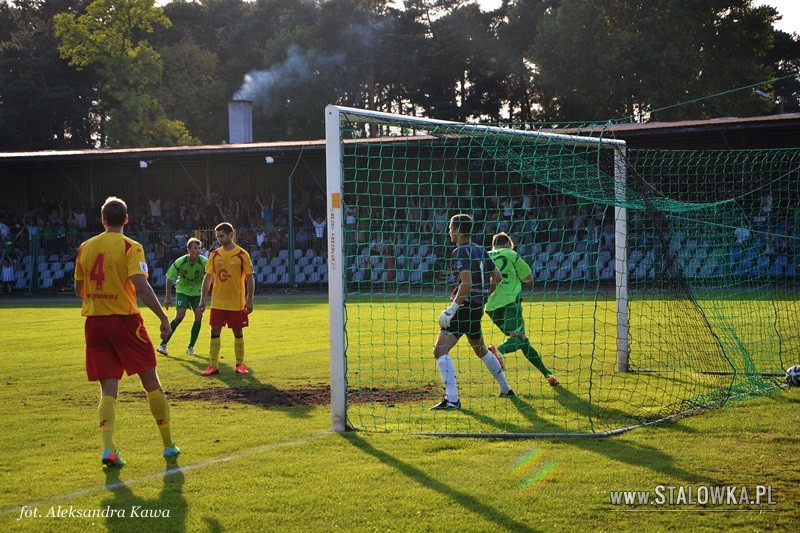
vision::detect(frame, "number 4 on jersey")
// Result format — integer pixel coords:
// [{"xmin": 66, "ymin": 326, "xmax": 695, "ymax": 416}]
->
[{"xmin": 90, "ymin": 253, "xmax": 105, "ymax": 290}]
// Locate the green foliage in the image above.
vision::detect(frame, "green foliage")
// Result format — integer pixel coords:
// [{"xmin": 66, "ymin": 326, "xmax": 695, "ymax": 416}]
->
[
  {"xmin": 155, "ymin": 38, "xmax": 228, "ymax": 144},
  {"xmin": 54, "ymin": 0, "xmax": 197, "ymax": 146},
  {"xmin": 0, "ymin": 0, "xmax": 96, "ymax": 149},
  {"xmin": 533, "ymin": 0, "xmax": 779, "ymax": 122},
  {"xmin": 54, "ymin": 0, "xmax": 171, "ymax": 95},
  {"xmin": 2, "ymin": 0, "xmax": 799, "ymax": 148}
]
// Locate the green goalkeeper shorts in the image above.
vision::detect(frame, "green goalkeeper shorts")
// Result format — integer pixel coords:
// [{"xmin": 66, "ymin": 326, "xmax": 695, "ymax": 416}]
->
[
  {"xmin": 175, "ymin": 293, "xmax": 201, "ymax": 310},
  {"xmin": 486, "ymin": 300, "xmax": 525, "ymax": 335}
]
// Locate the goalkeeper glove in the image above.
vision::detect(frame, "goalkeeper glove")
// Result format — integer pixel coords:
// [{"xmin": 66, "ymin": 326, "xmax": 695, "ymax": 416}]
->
[{"xmin": 439, "ymin": 301, "xmax": 460, "ymax": 329}]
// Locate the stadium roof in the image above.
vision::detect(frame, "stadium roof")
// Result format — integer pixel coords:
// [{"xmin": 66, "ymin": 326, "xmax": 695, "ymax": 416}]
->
[
  {"xmin": 0, "ymin": 139, "xmax": 326, "ymax": 163},
  {"xmin": 0, "ymin": 113, "xmax": 798, "ymax": 164},
  {"xmin": 598, "ymin": 112, "xmax": 800, "ymax": 149}
]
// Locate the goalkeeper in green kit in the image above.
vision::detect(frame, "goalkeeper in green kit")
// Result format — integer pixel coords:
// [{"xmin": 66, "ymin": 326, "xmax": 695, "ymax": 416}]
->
[
  {"xmin": 486, "ymin": 232, "xmax": 559, "ymax": 387},
  {"xmin": 157, "ymin": 238, "xmax": 207, "ymax": 356}
]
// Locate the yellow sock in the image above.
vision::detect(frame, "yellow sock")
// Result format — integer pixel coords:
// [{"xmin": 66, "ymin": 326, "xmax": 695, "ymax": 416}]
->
[
  {"xmin": 209, "ymin": 336, "xmax": 221, "ymax": 367},
  {"xmin": 146, "ymin": 389, "xmax": 173, "ymax": 448},
  {"xmin": 234, "ymin": 336, "xmax": 245, "ymax": 365},
  {"xmin": 98, "ymin": 396, "xmax": 117, "ymax": 451}
]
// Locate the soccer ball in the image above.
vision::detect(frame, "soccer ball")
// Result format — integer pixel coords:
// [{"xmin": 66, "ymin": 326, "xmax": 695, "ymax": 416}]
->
[{"xmin": 786, "ymin": 365, "xmax": 800, "ymax": 387}]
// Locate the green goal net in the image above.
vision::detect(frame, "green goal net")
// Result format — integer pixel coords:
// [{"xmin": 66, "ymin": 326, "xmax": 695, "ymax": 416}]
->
[{"xmin": 325, "ymin": 106, "xmax": 800, "ymax": 436}]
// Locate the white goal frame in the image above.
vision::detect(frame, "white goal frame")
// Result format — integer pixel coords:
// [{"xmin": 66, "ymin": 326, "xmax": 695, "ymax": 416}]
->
[{"xmin": 325, "ymin": 105, "xmax": 629, "ymax": 432}]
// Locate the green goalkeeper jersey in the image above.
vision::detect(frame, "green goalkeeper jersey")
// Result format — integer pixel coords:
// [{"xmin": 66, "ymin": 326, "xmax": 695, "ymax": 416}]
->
[
  {"xmin": 485, "ymin": 247, "xmax": 532, "ymax": 312},
  {"xmin": 165, "ymin": 254, "xmax": 207, "ymax": 297}
]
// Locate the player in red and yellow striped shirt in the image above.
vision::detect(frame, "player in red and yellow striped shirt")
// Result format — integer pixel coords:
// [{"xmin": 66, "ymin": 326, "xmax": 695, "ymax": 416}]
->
[
  {"xmin": 75, "ymin": 196, "xmax": 179, "ymax": 467},
  {"xmin": 198, "ymin": 222, "xmax": 254, "ymax": 375}
]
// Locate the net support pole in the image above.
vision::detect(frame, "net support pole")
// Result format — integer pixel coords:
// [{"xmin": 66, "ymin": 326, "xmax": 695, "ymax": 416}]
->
[
  {"xmin": 326, "ymin": 105, "xmax": 347, "ymax": 431},
  {"xmin": 614, "ymin": 146, "xmax": 630, "ymax": 372}
]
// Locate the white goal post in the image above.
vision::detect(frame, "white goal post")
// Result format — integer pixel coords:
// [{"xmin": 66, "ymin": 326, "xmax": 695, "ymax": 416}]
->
[{"xmin": 324, "ymin": 105, "xmax": 629, "ymax": 432}]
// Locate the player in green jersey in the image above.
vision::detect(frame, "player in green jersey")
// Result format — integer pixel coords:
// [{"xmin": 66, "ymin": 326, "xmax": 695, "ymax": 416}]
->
[
  {"xmin": 157, "ymin": 238, "xmax": 207, "ymax": 356},
  {"xmin": 486, "ymin": 232, "xmax": 559, "ymax": 387}
]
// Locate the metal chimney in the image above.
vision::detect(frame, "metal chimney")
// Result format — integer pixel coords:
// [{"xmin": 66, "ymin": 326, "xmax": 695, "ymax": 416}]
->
[{"xmin": 228, "ymin": 100, "xmax": 253, "ymax": 144}]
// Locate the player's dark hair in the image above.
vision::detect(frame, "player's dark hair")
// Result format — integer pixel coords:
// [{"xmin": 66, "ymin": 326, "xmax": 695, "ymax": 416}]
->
[
  {"xmin": 187, "ymin": 237, "xmax": 202, "ymax": 249},
  {"xmin": 215, "ymin": 222, "xmax": 234, "ymax": 235},
  {"xmin": 101, "ymin": 196, "xmax": 127, "ymax": 227},
  {"xmin": 449, "ymin": 214, "xmax": 473, "ymax": 236},
  {"xmin": 492, "ymin": 232, "xmax": 515, "ymax": 250}
]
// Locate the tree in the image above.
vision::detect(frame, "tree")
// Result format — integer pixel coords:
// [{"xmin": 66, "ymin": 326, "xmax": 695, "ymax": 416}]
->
[
  {"xmin": 0, "ymin": 0, "xmax": 97, "ymax": 150},
  {"xmin": 54, "ymin": 0, "xmax": 198, "ymax": 146},
  {"xmin": 532, "ymin": 0, "xmax": 777, "ymax": 122},
  {"xmin": 764, "ymin": 30, "xmax": 800, "ymax": 113},
  {"xmin": 155, "ymin": 38, "xmax": 228, "ymax": 144}
]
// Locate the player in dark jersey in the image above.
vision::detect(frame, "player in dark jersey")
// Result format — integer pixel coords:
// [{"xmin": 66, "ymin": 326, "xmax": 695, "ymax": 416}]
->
[{"xmin": 431, "ymin": 214, "xmax": 513, "ymax": 410}]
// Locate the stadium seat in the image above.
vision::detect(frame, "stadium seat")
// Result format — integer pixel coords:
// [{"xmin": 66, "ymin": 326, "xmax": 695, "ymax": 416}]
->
[
  {"xmin": 270, "ymin": 257, "xmax": 282, "ymax": 268},
  {"xmin": 307, "ymin": 272, "xmax": 321, "ymax": 283},
  {"xmin": 754, "ymin": 255, "xmax": 770, "ymax": 277},
  {"xmin": 278, "ymin": 249, "xmax": 289, "ymax": 260},
  {"xmin": 395, "ymin": 270, "xmax": 406, "ymax": 283},
  {"xmin": 312, "ymin": 256, "xmax": 325, "ymax": 266},
  {"xmin": 536, "ymin": 251, "xmax": 549, "ymax": 264},
  {"xmin": 278, "ymin": 273, "xmax": 288, "ymax": 284},
  {"xmin": 293, "ymin": 248, "xmax": 303, "ymax": 259},
  {"xmin": 265, "ymin": 273, "xmax": 278, "ymax": 285},
  {"xmin": 275, "ymin": 265, "xmax": 287, "ymax": 276},
  {"xmin": 48, "ymin": 254, "xmax": 60, "ymax": 262},
  {"xmin": 769, "ymin": 255, "xmax": 787, "ymax": 278},
  {"xmin": 295, "ymin": 272, "xmax": 306, "ymax": 284},
  {"xmin": 64, "ymin": 262, "xmax": 75, "ymax": 273},
  {"xmin": 305, "ymin": 249, "xmax": 315, "ymax": 259},
  {"xmin": 297, "ymin": 256, "xmax": 309, "ymax": 267},
  {"xmin": 257, "ymin": 257, "xmax": 269, "ymax": 268}
]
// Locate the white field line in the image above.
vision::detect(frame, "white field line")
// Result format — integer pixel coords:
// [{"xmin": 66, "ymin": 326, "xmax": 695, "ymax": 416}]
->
[{"xmin": 1, "ymin": 431, "xmax": 331, "ymax": 516}]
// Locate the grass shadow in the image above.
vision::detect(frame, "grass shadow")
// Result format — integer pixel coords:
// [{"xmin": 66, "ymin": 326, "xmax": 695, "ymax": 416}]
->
[
  {"xmin": 101, "ymin": 456, "xmax": 186, "ymax": 532},
  {"xmin": 461, "ymin": 394, "xmax": 717, "ymax": 485},
  {"xmin": 342, "ymin": 433, "xmax": 539, "ymax": 533}
]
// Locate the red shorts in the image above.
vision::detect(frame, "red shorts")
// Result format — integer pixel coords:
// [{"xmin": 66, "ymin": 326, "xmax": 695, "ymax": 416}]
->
[
  {"xmin": 85, "ymin": 314, "xmax": 156, "ymax": 381},
  {"xmin": 209, "ymin": 308, "xmax": 249, "ymax": 329}
]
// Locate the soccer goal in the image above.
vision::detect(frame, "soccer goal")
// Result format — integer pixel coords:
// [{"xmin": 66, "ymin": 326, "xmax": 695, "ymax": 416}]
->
[{"xmin": 325, "ymin": 105, "xmax": 800, "ymax": 436}]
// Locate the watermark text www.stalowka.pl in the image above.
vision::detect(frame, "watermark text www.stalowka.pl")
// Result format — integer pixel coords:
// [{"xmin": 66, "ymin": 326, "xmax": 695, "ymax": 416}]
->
[{"xmin": 609, "ymin": 485, "xmax": 776, "ymax": 508}]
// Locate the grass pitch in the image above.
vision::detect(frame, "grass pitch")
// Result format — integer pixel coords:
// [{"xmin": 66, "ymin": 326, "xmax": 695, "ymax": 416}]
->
[{"xmin": 0, "ymin": 296, "xmax": 797, "ymax": 532}]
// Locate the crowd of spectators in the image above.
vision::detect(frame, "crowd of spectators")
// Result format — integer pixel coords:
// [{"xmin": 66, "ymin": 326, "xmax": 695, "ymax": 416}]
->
[
  {"xmin": 1, "ymin": 183, "xmax": 799, "ymax": 292},
  {"xmin": 0, "ymin": 184, "xmax": 328, "ymax": 273}
]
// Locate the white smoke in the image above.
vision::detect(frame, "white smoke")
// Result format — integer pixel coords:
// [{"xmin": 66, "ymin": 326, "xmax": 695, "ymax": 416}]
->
[{"xmin": 233, "ymin": 45, "xmax": 345, "ymax": 103}]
